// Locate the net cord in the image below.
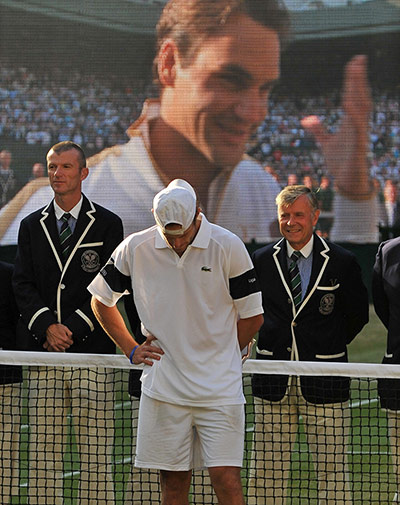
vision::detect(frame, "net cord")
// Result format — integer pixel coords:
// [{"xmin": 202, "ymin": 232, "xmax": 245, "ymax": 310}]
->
[{"xmin": 0, "ymin": 351, "xmax": 399, "ymax": 378}]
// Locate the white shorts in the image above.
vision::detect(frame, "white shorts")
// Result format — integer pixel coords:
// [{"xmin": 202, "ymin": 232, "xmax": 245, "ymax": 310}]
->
[{"xmin": 135, "ymin": 394, "xmax": 245, "ymax": 471}]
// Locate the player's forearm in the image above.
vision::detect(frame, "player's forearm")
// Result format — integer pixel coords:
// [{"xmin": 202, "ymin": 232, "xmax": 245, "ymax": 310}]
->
[
  {"xmin": 237, "ymin": 314, "xmax": 263, "ymax": 351},
  {"xmin": 91, "ymin": 296, "xmax": 138, "ymax": 357}
]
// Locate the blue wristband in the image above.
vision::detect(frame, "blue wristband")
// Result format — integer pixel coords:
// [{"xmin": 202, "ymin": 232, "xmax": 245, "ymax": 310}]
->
[{"xmin": 129, "ymin": 345, "xmax": 139, "ymax": 364}]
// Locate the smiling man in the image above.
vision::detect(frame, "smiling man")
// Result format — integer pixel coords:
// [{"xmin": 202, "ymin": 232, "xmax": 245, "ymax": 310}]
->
[{"xmin": 248, "ymin": 185, "xmax": 369, "ymax": 504}]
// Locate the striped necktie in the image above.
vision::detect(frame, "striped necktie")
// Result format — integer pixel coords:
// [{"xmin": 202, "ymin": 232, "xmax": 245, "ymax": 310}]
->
[
  {"xmin": 59, "ymin": 213, "xmax": 72, "ymax": 262},
  {"xmin": 289, "ymin": 250, "xmax": 302, "ymax": 311}
]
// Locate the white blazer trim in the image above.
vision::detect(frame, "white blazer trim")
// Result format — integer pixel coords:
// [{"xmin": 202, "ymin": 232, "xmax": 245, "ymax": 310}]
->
[
  {"xmin": 316, "ymin": 284, "xmax": 340, "ymax": 291},
  {"xmin": 273, "ymin": 236, "xmax": 332, "ymax": 362},
  {"xmin": 77, "ymin": 241, "xmax": 103, "ymax": 248},
  {"xmin": 40, "ymin": 205, "xmax": 63, "ymax": 272},
  {"xmin": 76, "ymin": 309, "xmax": 95, "ymax": 332},
  {"xmin": 272, "ymin": 236, "xmax": 331, "ymax": 318},
  {"xmin": 28, "ymin": 307, "xmax": 51, "ymax": 330},
  {"xmin": 256, "ymin": 347, "xmax": 273, "ymax": 356},
  {"xmin": 315, "ymin": 351, "xmax": 346, "ymax": 359},
  {"xmin": 57, "ymin": 202, "xmax": 97, "ymax": 321},
  {"xmin": 295, "ymin": 236, "xmax": 331, "ymax": 317}
]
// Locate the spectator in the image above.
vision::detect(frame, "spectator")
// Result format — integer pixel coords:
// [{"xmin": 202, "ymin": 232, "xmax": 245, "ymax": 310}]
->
[
  {"xmin": 380, "ymin": 179, "xmax": 400, "ymax": 239},
  {"xmin": 302, "ymin": 174, "xmax": 318, "ymax": 191},
  {"xmin": 12, "ymin": 141, "xmax": 124, "ymax": 505},
  {"xmin": 30, "ymin": 162, "xmax": 46, "ymax": 180},
  {"xmin": 264, "ymin": 164, "xmax": 281, "ymax": 185},
  {"xmin": 0, "ymin": 149, "xmax": 18, "ymax": 208},
  {"xmin": 249, "ymin": 185, "xmax": 369, "ymax": 504}
]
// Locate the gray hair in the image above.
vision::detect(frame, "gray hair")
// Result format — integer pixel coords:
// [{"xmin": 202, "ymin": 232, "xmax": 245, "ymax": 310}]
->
[{"xmin": 276, "ymin": 185, "xmax": 319, "ymax": 213}]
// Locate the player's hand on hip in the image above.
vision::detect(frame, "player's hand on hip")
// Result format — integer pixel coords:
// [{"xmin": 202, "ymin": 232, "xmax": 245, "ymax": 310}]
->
[{"xmin": 131, "ymin": 334, "xmax": 164, "ymax": 366}]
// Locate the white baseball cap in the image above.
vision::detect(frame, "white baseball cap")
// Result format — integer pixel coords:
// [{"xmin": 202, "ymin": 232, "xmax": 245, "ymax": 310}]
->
[{"xmin": 153, "ymin": 179, "xmax": 197, "ymax": 235}]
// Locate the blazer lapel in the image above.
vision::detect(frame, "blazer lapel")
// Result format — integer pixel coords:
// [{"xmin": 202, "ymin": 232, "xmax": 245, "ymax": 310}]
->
[
  {"xmin": 40, "ymin": 202, "xmax": 64, "ymax": 271},
  {"xmin": 273, "ymin": 234, "xmax": 331, "ymax": 317},
  {"xmin": 303, "ymin": 234, "xmax": 330, "ymax": 303},
  {"xmin": 272, "ymin": 238, "xmax": 294, "ymax": 304},
  {"xmin": 61, "ymin": 195, "xmax": 96, "ymax": 273},
  {"xmin": 69, "ymin": 196, "xmax": 92, "ymax": 248}
]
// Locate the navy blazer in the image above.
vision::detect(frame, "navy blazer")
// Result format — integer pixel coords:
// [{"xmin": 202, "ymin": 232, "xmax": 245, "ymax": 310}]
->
[
  {"xmin": 13, "ymin": 195, "xmax": 123, "ymax": 353},
  {"xmin": 252, "ymin": 234, "xmax": 369, "ymax": 404},
  {"xmin": 0, "ymin": 261, "xmax": 22, "ymax": 384},
  {"xmin": 373, "ymin": 237, "xmax": 400, "ymax": 410}
]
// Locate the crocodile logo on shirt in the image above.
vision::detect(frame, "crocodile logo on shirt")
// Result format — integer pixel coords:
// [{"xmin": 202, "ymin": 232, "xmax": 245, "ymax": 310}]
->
[{"xmin": 201, "ymin": 266, "xmax": 212, "ymax": 272}]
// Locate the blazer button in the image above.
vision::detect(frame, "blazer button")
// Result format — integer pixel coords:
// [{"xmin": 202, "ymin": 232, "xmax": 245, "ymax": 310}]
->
[
  {"xmin": 288, "ymin": 298, "xmax": 292, "ymax": 304},
  {"xmin": 60, "ymin": 284, "xmax": 65, "ymax": 289},
  {"xmin": 292, "ymin": 321, "xmax": 297, "ymax": 327},
  {"xmin": 287, "ymin": 347, "xmax": 292, "ymax": 352}
]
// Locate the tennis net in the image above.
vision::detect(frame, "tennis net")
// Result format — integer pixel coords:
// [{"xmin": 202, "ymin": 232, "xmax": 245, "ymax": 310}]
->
[{"xmin": 0, "ymin": 351, "xmax": 399, "ymax": 505}]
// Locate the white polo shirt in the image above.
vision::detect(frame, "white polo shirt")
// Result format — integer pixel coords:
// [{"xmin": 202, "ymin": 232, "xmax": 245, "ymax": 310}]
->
[{"xmin": 88, "ymin": 215, "xmax": 263, "ymax": 407}]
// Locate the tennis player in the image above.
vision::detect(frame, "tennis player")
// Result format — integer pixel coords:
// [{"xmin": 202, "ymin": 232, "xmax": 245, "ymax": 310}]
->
[{"xmin": 89, "ymin": 179, "xmax": 263, "ymax": 505}]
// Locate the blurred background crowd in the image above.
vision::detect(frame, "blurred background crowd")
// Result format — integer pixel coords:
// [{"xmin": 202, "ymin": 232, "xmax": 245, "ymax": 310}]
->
[{"xmin": 1, "ymin": 60, "xmax": 398, "ymax": 239}]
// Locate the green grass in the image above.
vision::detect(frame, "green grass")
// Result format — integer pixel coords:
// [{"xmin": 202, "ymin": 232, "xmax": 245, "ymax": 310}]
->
[{"xmin": 348, "ymin": 304, "xmax": 387, "ymax": 364}]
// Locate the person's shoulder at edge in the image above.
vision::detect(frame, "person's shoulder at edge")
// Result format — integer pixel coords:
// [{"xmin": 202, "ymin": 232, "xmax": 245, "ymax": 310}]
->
[{"xmin": 377, "ymin": 235, "xmax": 400, "ymax": 254}]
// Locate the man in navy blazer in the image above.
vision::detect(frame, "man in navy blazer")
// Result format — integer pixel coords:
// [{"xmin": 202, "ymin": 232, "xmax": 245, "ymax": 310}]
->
[
  {"xmin": 248, "ymin": 185, "xmax": 369, "ymax": 505},
  {"xmin": 13, "ymin": 141, "xmax": 123, "ymax": 505},
  {"xmin": 372, "ymin": 236, "xmax": 400, "ymax": 503},
  {"xmin": 0, "ymin": 261, "xmax": 22, "ymax": 502}
]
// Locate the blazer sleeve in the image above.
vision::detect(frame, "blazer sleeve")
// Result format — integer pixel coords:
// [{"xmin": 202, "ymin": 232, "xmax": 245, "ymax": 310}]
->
[
  {"xmin": 372, "ymin": 242, "xmax": 389, "ymax": 329},
  {"xmin": 13, "ymin": 218, "xmax": 59, "ymax": 342},
  {"xmin": 0, "ymin": 262, "xmax": 18, "ymax": 349},
  {"xmin": 341, "ymin": 252, "xmax": 369, "ymax": 344},
  {"xmin": 63, "ymin": 213, "xmax": 124, "ymax": 342}
]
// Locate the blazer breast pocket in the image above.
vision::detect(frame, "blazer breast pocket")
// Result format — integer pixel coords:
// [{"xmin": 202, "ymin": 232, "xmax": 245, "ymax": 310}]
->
[
  {"xmin": 316, "ymin": 283, "xmax": 340, "ymax": 291},
  {"xmin": 316, "ymin": 283, "xmax": 340, "ymax": 315},
  {"xmin": 77, "ymin": 242, "xmax": 104, "ymax": 274}
]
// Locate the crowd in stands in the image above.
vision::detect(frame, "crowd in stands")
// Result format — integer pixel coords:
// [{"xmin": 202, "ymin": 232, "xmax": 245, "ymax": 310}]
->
[
  {"xmin": 251, "ymin": 88, "xmax": 400, "ymax": 190},
  {"xmin": 0, "ymin": 63, "xmax": 157, "ymax": 152},
  {"xmin": 0, "ymin": 60, "xmax": 399, "ymax": 236}
]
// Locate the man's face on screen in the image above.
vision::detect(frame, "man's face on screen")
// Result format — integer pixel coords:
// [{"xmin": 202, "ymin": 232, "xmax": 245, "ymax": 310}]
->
[{"xmin": 162, "ymin": 13, "xmax": 280, "ymax": 169}]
